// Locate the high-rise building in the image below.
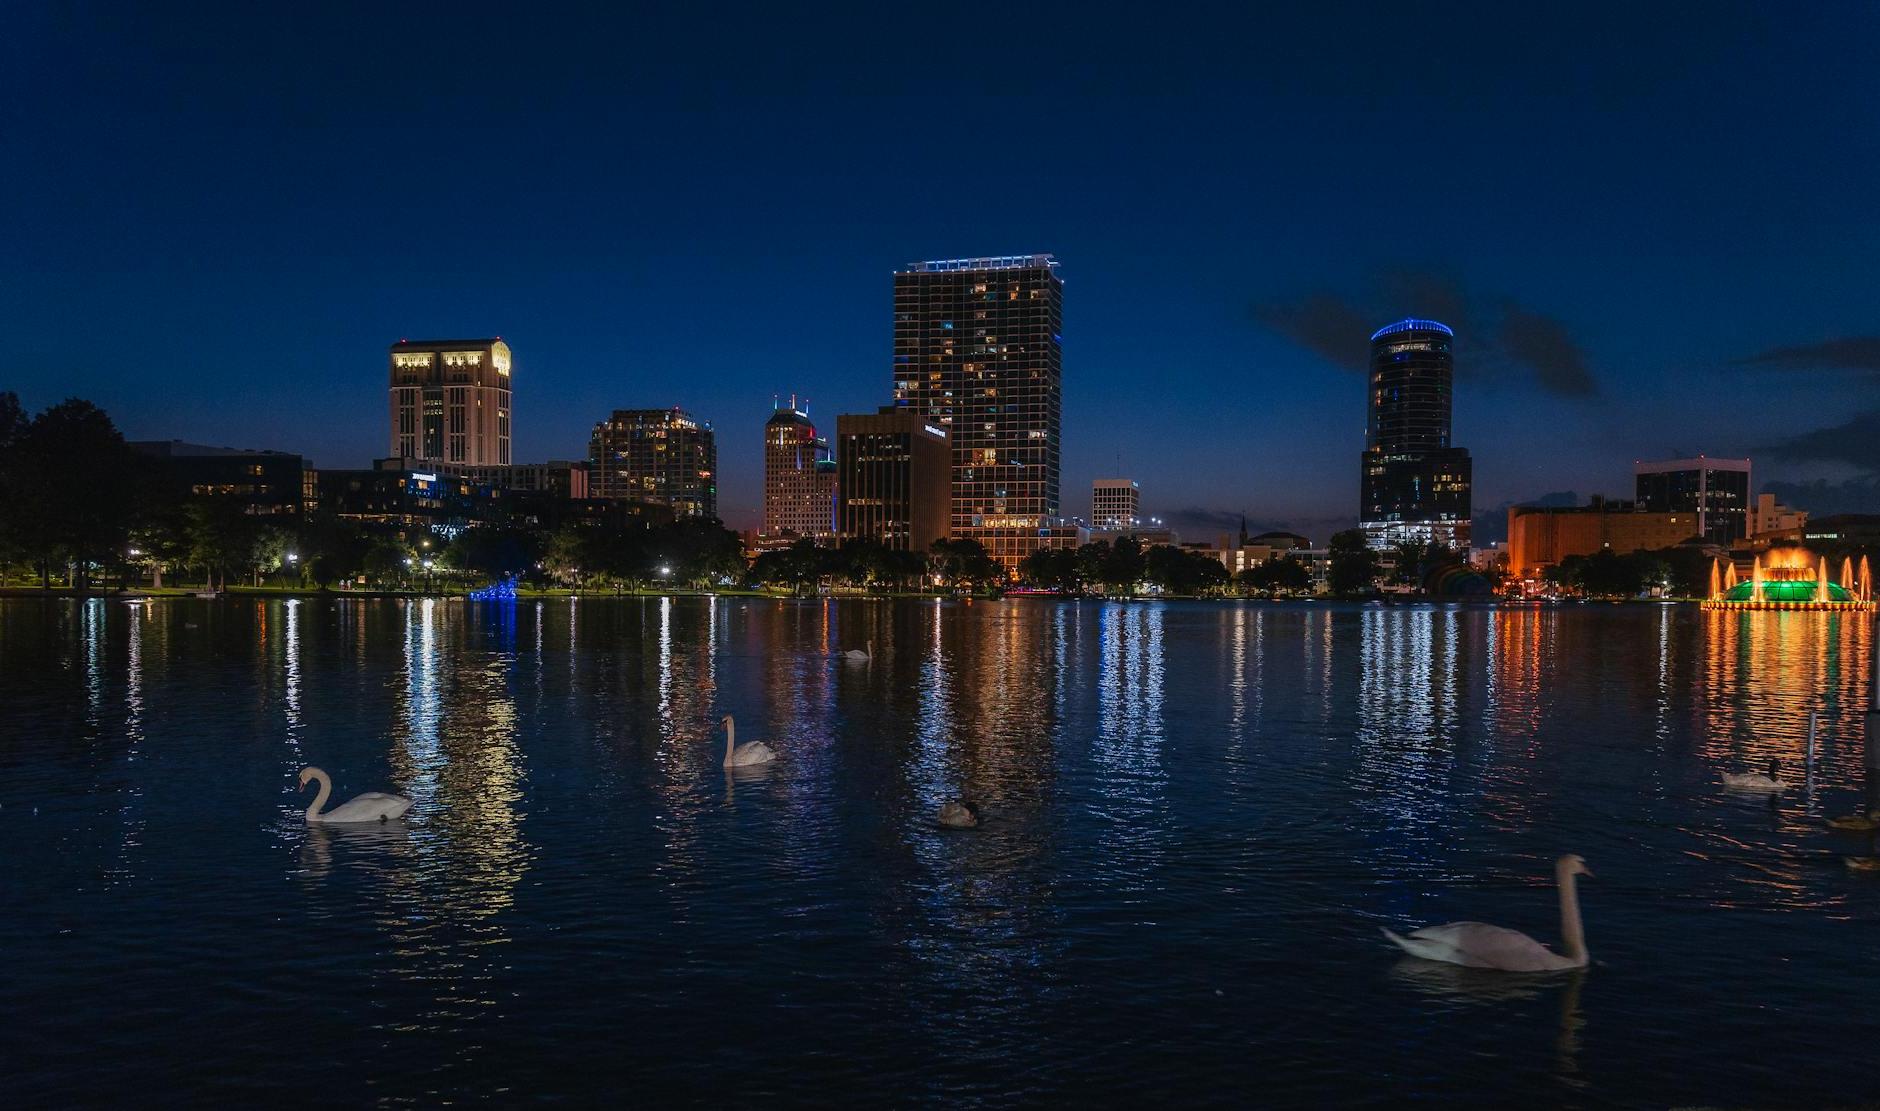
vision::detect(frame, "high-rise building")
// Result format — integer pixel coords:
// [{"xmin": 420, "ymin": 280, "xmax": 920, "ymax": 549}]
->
[
  {"xmin": 388, "ymin": 338, "xmax": 512, "ymax": 467},
  {"xmin": 1634, "ymin": 456, "xmax": 1751, "ymax": 545},
  {"xmin": 588, "ymin": 407, "xmax": 717, "ymax": 518},
  {"xmin": 762, "ymin": 397, "xmax": 837, "ymax": 541},
  {"xmin": 1092, "ymin": 479, "xmax": 1141, "ymax": 531},
  {"xmin": 836, "ymin": 406, "xmax": 951, "ymax": 553},
  {"xmin": 892, "ymin": 254, "xmax": 1064, "ymax": 570},
  {"xmin": 1359, "ymin": 319, "xmax": 1473, "ymax": 549}
]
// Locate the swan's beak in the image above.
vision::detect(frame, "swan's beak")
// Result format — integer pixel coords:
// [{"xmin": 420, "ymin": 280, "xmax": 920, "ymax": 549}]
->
[{"xmin": 1581, "ymin": 866, "xmax": 1595, "ymax": 879}]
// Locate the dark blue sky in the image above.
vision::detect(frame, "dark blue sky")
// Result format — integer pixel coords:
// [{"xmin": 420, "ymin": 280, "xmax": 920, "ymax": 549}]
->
[{"xmin": 7, "ymin": 3, "xmax": 1879, "ymax": 538}]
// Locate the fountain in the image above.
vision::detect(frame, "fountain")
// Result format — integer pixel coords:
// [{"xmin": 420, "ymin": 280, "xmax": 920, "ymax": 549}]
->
[{"xmin": 1702, "ymin": 545, "xmax": 1876, "ymax": 611}]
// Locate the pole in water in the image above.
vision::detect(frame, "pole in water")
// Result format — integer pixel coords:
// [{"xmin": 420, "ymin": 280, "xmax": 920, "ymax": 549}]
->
[{"xmin": 1868, "ymin": 608, "xmax": 1880, "ymax": 812}]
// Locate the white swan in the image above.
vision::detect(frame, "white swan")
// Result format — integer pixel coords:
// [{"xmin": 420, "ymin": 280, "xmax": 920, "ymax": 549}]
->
[
  {"xmin": 720, "ymin": 714, "xmax": 776, "ymax": 767},
  {"xmin": 297, "ymin": 766, "xmax": 412, "ymax": 824},
  {"xmin": 1722, "ymin": 759, "xmax": 1787, "ymax": 791},
  {"xmin": 843, "ymin": 639, "xmax": 873, "ymax": 663},
  {"xmin": 938, "ymin": 799, "xmax": 979, "ymax": 828},
  {"xmin": 1382, "ymin": 855, "xmax": 1593, "ymax": 972}
]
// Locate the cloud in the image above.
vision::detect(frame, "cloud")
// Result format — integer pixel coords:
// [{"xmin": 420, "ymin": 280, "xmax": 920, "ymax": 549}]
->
[
  {"xmin": 1762, "ymin": 409, "xmax": 1880, "ymax": 470},
  {"xmin": 1253, "ymin": 273, "xmax": 1599, "ymax": 398},
  {"xmin": 1735, "ymin": 337, "xmax": 1880, "ymax": 374},
  {"xmin": 1251, "ymin": 294, "xmax": 1371, "ymax": 372},
  {"xmin": 1164, "ymin": 506, "xmax": 1351, "ymax": 544},
  {"xmin": 1497, "ymin": 306, "xmax": 1598, "ymax": 397},
  {"xmin": 1761, "ymin": 476, "xmax": 1880, "ymax": 516}
]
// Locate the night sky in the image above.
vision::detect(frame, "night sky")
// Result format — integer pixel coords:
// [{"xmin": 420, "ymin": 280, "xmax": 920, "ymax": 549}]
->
[{"xmin": 6, "ymin": 3, "xmax": 1879, "ymax": 540}]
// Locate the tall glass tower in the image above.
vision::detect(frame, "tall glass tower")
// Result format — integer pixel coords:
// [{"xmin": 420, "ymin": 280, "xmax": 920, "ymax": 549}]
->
[
  {"xmin": 892, "ymin": 254, "xmax": 1065, "ymax": 570},
  {"xmin": 1359, "ymin": 319, "xmax": 1472, "ymax": 549}
]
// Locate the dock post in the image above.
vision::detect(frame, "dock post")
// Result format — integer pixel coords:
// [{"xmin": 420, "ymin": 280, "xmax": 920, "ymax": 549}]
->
[{"xmin": 1869, "ymin": 609, "xmax": 1880, "ymax": 812}]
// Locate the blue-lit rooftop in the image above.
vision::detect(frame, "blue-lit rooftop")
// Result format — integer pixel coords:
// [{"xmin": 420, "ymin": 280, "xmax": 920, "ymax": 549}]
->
[
  {"xmin": 901, "ymin": 254, "xmax": 1058, "ymax": 273},
  {"xmin": 1370, "ymin": 318, "xmax": 1454, "ymax": 342}
]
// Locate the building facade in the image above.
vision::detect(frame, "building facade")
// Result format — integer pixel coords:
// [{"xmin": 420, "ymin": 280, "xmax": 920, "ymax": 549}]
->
[
  {"xmin": 130, "ymin": 440, "xmax": 308, "ymax": 516},
  {"xmin": 1507, "ymin": 499, "xmax": 1702, "ymax": 581},
  {"xmin": 1634, "ymin": 457, "xmax": 1750, "ymax": 546},
  {"xmin": 762, "ymin": 399, "xmax": 838, "ymax": 541},
  {"xmin": 388, "ymin": 338, "xmax": 513, "ymax": 467},
  {"xmin": 460, "ymin": 460, "xmax": 589, "ymax": 500},
  {"xmin": 836, "ymin": 406, "xmax": 951, "ymax": 553},
  {"xmin": 1359, "ymin": 319, "xmax": 1473, "ymax": 550},
  {"xmin": 1748, "ymin": 492, "xmax": 1806, "ymax": 541},
  {"xmin": 1092, "ymin": 479, "xmax": 1141, "ymax": 531},
  {"xmin": 589, "ymin": 408, "xmax": 717, "ymax": 518},
  {"xmin": 892, "ymin": 254, "xmax": 1064, "ymax": 570}
]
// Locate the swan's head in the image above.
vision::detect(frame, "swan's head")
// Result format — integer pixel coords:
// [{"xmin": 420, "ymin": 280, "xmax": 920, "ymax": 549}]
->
[
  {"xmin": 1558, "ymin": 854, "xmax": 1594, "ymax": 879},
  {"xmin": 296, "ymin": 767, "xmax": 316, "ymax": 791},
  {"xmin": 720, "ymin": 715, "xmax": 734, "ymax": 731}
]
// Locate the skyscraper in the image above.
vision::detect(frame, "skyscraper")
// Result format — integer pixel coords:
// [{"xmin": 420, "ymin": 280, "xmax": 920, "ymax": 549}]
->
[
  {"xmin": 762, "ymin": 397, "xmax": 837, "ymax": 542},
  {"xmin": 1634, "ymin": 456, "xmax": 1750, "ymax": 545},
  {"xmin": 388, "ymin": 338, "xmax": 513, "ymax": 466},
  {"xmin": 836, "ymin": 406, "xmax": 951, "ymax": 553},
  {"xmin": 588, "ymin": 407, "xmax": 717, "ymax": 518},
  {"xmin": 892, "ymin": 254, "xmax": 1064, "ymax": 571},
  {"xmin": 1359, "ymin": 319, "xmax": 1472, "ymax": 549},
  {"xmin": 1091, "ymin": 479, "xmax": 1141, "ymax": 531}
]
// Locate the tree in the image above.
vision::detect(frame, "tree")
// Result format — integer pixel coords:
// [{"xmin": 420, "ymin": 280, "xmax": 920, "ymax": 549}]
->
[
  {"xmin": 444, "ymin": 526, "xmax": 544, "ymax": 582},
  {"xmin": 4, "ymin": 399, "xmax": 139, "ymax": 591},
  {"xmin": 928, "ymin": 537, "xmax": 1003, "ymax": 592},
  {"xmin": 1018, "ymin": 546, "xmax": 1080, "ymax": 592},
  {"xmin": 1097, "ymin": 535, "xmax": 1148, "ymax": 594},
  {"xmin": 1327, "ymin": 529, "xmax": 1380, "ymax": 596},
  {"xmin": 750, "ymin": 538, "xmax": 832, "ymax": 593},
  {"xmin": 1240, "ymin": 554, "xmax": 1311, "ymax": 597},
  {"xmin": 1144, "ymin": 544, "xmax": 1229, "ymax": 595},
  {"xmin": 185, "ymin": 497, "xmax": 260, "ymax": 591},
  {"xmin": 542, "ymin": 524, "xmax": 590, "ymax": 589}
]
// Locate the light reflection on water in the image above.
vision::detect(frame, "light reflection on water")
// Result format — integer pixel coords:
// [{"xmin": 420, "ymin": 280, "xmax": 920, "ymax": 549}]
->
[{"xmin": 1, "ymin": 598, "xmax": 1877, "ymax": 1108}]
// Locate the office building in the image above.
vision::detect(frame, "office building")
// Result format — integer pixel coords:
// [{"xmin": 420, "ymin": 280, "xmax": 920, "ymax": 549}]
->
[
  {"xmin": 318, "ymin": 459, "xmax": 500, "ymax": 528},
  {"xmin": 130, "ymin": 440, "xmax": 308, "ymax": 516},
  {"xmin": 892, "ymin": 254, "xmax": 1064, "ymax": 570},
  {"xmin": 388, "ymin": 338, "xmax": 512, "ymax": 467},
  {"xmin": 460, "ymin": 460, "xmax": 589, "ymax": 500},
  {"xmin": 1092, "ymin": 479, "xmax": 1141, "ymax": 531},
  {"xmin": 1359, "ymin": 319, "xmax": 1473, "ymax": 550},
  {"xmin": 589, "ymin": 408, "xmax": 717, "ymax": 518},
  {"xmin": 762, "ymin": 398, "xmax": 838, "ymax": 542},
  {"xmin": 1507, "ymin": 498, "xmax": 1701, "ymax": 581},
  {"xmin": 836, "ymin": 406, "xmax": 951, "ymax": 553},
  {"xmin": 1634, "ymin": 456, "xmax": 1750, "ymax": 545}
]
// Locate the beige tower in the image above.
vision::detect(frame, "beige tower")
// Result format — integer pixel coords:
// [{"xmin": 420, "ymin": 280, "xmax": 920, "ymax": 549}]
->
[{"xmin": 388, "ymin": 338, "xmax": 513, "ymax": 467}]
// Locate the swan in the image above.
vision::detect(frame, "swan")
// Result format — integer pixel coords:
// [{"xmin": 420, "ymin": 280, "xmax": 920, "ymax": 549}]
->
[
  {"xmin": 843, "ymin": 639, "xmax": 873, "ymax": 663},
  {"xmin": 1722, "ymin": 759, "xmax": 1787, "ymax": 791},
  {"xmin": 937, "ymin": 799, "xmax": 979, "ymax": 828},
  {"xmin": 1826, "ymin": 811, "xmax": 1880, "ymax": 832},
  {"xmin": 720, "ymin": 715, "xmax": 776, "ymax": 767},
  {"xmin": 297, "ymin": 766, "xmax": 412, "ymax": 823},
  {"xmin": 1382, "ymin": 855, "xmax": 1593, "ymax": 972}
]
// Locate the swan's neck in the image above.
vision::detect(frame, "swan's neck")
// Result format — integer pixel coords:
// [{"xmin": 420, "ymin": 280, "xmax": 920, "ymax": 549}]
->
[
  {"xmin": 724, "ymin": 719, "xmax": 735, "ymax": 760},
  {"xmin": 1557, "ymin": 866, "xmax": 1588, "ymax": 965},
  {"xmin": 305, "ymin": 770, "xmax": 332, "ymax": 819}
]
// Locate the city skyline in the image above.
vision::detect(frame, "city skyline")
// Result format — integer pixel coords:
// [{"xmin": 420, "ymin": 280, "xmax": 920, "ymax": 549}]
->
[{"xmin": 7, "ymin": 7, "xmax": 1879, "ymax": 537}]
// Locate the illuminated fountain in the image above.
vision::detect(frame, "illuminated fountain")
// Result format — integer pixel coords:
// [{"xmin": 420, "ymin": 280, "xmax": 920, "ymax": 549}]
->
[{"xmin": 1702, "ymin": 547, "xmax": 1875, "ymax": 611}]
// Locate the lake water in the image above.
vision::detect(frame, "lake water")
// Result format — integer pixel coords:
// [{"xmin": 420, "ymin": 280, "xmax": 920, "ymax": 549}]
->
[{"xmin": 3, "ymin": 597, "xmax": 1877, "ymax": 1107}]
